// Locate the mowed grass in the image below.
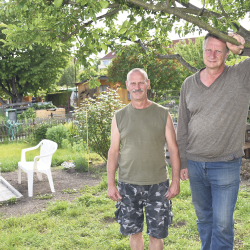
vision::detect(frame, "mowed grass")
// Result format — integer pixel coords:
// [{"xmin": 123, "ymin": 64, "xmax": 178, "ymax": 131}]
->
[
  {"xmin": 0, "ymin": 142, "xmax": 249, "ymax": 249},
  {"xmin": 0, "ymin": 141, "xmax": 103, "ymax": 172}
]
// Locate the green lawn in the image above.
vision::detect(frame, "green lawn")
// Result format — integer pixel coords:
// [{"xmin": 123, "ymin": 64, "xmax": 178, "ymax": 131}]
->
[
  {"xmin": 0, "ymin": 141, "xmax": 103, "ymax": 172},
  {"xmin": 0, "ymin": 142, "xmax": 249, "ymax": 249}
]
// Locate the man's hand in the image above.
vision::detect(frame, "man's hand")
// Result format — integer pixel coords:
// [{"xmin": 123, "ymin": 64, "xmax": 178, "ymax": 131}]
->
[
  {"xmin": 227, "ymin": 33, "xmax": 245, "ymax": 55},
  {"xmin": 166, "ymin": 180, "xmax": 180, "ymax": 200},
  {"xmin": 108, "ymin": 185, "xmax": 122, "ymax": 201},
  {"xmin": 180, "ymin": 168, "xmax": 189, "ymax": 181}
]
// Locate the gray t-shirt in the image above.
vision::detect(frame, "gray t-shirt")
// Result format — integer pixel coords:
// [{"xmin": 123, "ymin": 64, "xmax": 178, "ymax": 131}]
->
[
  {"xmin": 115, "ymin": 102, "xmax": 169, "ymax": 185},
  {"xmin": 177, "ymin": 56, "xmax": 250, "ymax": 169}
]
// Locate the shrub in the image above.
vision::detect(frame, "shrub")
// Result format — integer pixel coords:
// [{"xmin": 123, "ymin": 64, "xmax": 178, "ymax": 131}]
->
[
  {"xmin": 17, "ymin": 108, "xmax": 36, "ymax": 120},
  {"xmin": 64, "ymin": 121, "xmax": 78, "ymax": 142},
  {"xmin": 33, "ymin": 122, "xmax": 53, "ymax": 142},
  {"xmin": 32, "ymin": 103, "xmax": 56, "ymax": 110},
  {"xmin": 74, "ymin": 88, "xmax": 125, "ymax": 161},
  {"xmin": 74, "ymin": 157, "xmax": 89, "ymax": 172},
  {"xmin": 46, "ymin": 124, "xmax": 69, "ymax": 148}
]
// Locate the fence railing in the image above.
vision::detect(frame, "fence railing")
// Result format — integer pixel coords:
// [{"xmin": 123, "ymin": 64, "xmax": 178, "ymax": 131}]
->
[{"xmin": 0, "ymin": 115, "xmax": 74, "ymax": 142}]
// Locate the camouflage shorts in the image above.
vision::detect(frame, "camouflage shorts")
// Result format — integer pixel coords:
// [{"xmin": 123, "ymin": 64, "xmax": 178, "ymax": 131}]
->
[{"xmin": 115, "ymin": 180, "xmax": 173, "ymax": 239}]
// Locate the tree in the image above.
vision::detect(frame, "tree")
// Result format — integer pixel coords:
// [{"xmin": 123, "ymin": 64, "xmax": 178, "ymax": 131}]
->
[
  {"xmin": 107, "ymin": 43, "xmax": 189, "ymax": 101},
  {"xmin": 57, "ymin": 60, "xmax": 80, "ymax": 87},
  {"xmin": 0, "ymin": 24, "xmax": 71, "ymax": 104},
  {"xmin": 1, "ymin": 0, "xmax": 249, "ymax": 75}
]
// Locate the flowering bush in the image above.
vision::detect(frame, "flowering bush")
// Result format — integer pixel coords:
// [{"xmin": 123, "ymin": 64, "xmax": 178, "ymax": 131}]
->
[{"xmin": 74, "ymin": 88, "xmax": 125, "ymax": 161}]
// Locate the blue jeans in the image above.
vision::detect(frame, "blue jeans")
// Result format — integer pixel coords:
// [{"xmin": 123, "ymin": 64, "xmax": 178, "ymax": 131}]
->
[{"xmin": 187, "ymin": 158, "xmax": 242, "ymax": 250}]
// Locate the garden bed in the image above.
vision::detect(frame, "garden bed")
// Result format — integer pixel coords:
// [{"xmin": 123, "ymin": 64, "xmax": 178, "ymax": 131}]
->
[{"xmin": 0, "ymin": 164, "xmax": 106, "ymax": 218}]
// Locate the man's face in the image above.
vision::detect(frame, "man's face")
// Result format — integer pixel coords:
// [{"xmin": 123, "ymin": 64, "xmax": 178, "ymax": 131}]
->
[
  {"xmin": 126, "ymin": 71, "xmax": 150, "ymax": 102},
  {"xmin": 203, "ymin": 37, "xmax": 229, "ymax": 71}
]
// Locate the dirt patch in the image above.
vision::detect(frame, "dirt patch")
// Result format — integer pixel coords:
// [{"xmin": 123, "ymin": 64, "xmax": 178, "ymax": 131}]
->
[
  {"xmin": 0, "ymin": 159, "xmax": 250, "ymax": 219},
  {"xmin": 0, "ymin": 163, "xmax": 106, "ymax": 218}
]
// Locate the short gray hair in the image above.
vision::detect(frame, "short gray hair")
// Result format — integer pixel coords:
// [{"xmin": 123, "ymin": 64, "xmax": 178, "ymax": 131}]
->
[
  {"xmin": 126, "ymin": 68, "xmax": 148, "ymax": 84},
  {"xmin": 203, "ymin": 32, "xmax": 229, "ymax": 52}
]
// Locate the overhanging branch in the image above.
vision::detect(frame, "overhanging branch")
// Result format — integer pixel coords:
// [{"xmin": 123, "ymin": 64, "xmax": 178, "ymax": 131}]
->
[
  {"xmin": 127, "ymin": 0, "xmax": 250, "ymax": 48},
  {"xmin": 135, "ymin": 39, "xmax": 198, "ymax": 73},
  {"xmin": 61, "ymin": 8, "xmax": 121, "ymax": 42}
]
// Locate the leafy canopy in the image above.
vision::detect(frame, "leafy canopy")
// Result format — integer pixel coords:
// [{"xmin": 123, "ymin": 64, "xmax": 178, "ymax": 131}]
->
[
  {"xmin": 0, "ymin": 9, "xmax": 72, "ymax": 104},
  {"xmin": 1, "ymin": 1, "xmax": 249, "ymax": 62},
  {"xmin": 107, "ymin": 44, "xmax": 190, "ymax": 100}
]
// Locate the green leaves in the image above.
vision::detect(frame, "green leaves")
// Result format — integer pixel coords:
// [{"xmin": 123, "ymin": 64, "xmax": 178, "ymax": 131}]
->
[
  {"xmin": 74, "ymin": 88, "xmax": 125, "ymax": 161},
  {"xmin": 54, "ymin": 0, "xmax": 63, "ymax": 8},
  {"xmin": 99, "ymin": 1, "xmax": 109, "ymax": 9}
]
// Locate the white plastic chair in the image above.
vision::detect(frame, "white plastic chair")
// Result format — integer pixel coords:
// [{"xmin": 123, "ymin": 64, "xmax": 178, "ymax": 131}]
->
[{"xmin": 18, "ymin": 139, "xmax": 58, "ymax": 197}]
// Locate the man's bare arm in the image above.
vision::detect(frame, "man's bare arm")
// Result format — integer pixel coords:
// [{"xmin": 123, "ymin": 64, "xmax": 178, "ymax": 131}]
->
[
  {"xmin": 107, "ymin": 116, "xmax": 122, "ymax": 201},
  {"xmin": 165, "ymin": 113, "xmax": 180, "ymax": 200}
]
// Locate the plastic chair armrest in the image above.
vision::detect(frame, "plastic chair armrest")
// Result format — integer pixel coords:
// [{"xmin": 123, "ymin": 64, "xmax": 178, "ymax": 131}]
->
[{"xmin": 20, "ymin": 142, "xmax": 43, "ymax": 162}]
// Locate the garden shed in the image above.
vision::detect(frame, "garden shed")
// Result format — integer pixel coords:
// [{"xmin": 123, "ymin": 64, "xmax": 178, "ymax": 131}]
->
[{"xmin": 76, "ymin": 76, "xmax": 131, "ymax": 106}]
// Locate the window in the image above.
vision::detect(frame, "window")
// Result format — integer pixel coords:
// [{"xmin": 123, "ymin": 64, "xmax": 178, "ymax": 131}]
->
[
  {"xmin": 103, "ymin": 60, "xmax": 109, "ymax": 66},
  {"xmin": 99, "ymin": 85, "xmax": 109, "ymax": 93}
]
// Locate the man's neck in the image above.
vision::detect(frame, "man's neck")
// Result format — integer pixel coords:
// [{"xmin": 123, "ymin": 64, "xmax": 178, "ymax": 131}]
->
[
  {"xmin": 131, "ymin": 99, "xmax": 152, "ymax": 109},
  {"xmin": 200, "ymin": 66, "xmax": 225, "ymax": 87}
]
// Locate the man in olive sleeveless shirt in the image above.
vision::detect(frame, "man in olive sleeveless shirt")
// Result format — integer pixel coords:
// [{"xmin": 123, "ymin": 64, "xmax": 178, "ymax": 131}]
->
[{"xmin": 107, "ymin": 68, "xmax": 180, "ymax": 250}]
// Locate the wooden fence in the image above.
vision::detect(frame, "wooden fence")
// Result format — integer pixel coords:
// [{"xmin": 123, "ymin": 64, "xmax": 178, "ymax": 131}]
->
[{"xmin": 0, "ymin": 116, "xmax": 73, "ymax": 142}]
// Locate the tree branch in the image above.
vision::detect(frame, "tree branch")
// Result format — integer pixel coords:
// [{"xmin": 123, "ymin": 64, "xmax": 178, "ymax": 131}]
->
[
  {"xmin": 135, "ymin": 39, "xmax": 198, "ymax": 73},
  {"xmin": 0, "ymin": 81, "xmax": 14, "ymax": 98},
  {"xmin": 127, "ymin": 0, "xmax": 250, "ymax": 48},
  {"xmin": 218, "ymin": 0, "xmax": 228, "ymax": 19},
  {"xmin": 61, "ymin": 8, "xmax": 121, "ymax": 42}
]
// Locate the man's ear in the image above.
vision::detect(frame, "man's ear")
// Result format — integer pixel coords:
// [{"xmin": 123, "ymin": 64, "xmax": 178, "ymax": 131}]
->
[
  {"xmin": 225, "ymin": 51, "xmax": 229, "ymax": 61},
  {"xmin": 147, "ymin": 79, "xmax": 150, "ymax": 89}
]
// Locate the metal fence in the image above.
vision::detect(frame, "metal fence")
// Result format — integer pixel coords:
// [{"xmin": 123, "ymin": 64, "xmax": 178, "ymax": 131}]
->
[{"xmin": 0, "ymin": 115, "xmax": 74, "ymax": 142}]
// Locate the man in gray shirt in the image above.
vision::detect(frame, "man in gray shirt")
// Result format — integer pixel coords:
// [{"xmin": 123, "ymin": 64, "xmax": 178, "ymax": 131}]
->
[{"xmin": 177, "ymin": 32, "xmax": 249, "ymax": 250}]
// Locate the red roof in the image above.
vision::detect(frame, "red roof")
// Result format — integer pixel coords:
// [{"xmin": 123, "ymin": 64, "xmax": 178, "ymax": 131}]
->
[
  {"xmin": 100, "ymin": 51, "xmax": 116, "ymax": 60},
  {"xmin": 170, "ymin": 37, "xmax": 196, "ymax": 47}
]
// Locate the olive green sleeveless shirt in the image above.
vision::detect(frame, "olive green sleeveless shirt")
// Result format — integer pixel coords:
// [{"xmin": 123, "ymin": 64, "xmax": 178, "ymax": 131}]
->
[{"xmin": 115, "ymin": 102, "xmax": 169, "ymax": 185}]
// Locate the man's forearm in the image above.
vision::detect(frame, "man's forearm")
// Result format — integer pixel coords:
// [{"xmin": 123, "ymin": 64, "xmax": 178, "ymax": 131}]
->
[
  {"xmin": 168, "ymin": 147, "xmax": 181, "ymax": 182},
  {"xmin": 107, "ymin": 151, "xmax": 119, "ymax": 187}
]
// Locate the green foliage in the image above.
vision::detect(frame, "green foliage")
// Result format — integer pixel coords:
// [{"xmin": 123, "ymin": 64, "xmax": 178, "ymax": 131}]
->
[
  {"xmin": 64, "ymin": 121, "xmax": 78, "ymax": 141},
  {"xmin": 62, "ymin": 188, "xmax": 78, "ymax": 194},
  {"xmin": 57, "ymin": 60, "xmax": 79, "ymax": 87},
  {"xmin": 78, "ymin": 67, "xmax": 101, "ymax": 89},
  {"xmin": 0, "ymin": 0, "xmax": 249, "ymax": 83},
  {"xmin": 33, "ymin": 122, "xmax": 53, "ymax": 143},
  {"xmin": 47, "ymin": 92, "xmax": 68, "ymax": 107},
  {"xmin": 35, "ymin": 193, "xmax": 53, "ymax": 200},
  {"xmin": 6, "ymin": 197, "xmax": 17, "ymax": 205},
  {"xmin": 17, "ymin": 108, "xmax": 36, "ymax": 120},
  {"xmin": 32, "ymin": 103, "xmax": 57, "ymax": 110},
  {"xmin": 74, "ymin": 88, "xmax": 125, "ymax": 161},
  {"xmin": 107, "ymin": 44, "xmax": 188, "ymax": 101},
  {"xmin": 46, "ymin": 124, "xmax": 69, "ymax": 148},
  {"xmin": 74, "ymin": 157, "xmax": 89, "ymax": 172},
  {"xmin": 175, "ymin": 37, "xmax": 206, "ymax": 70},
  {"xmin": 0, "ymin": 12, "xmax": 71, "ymax": 104}
]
